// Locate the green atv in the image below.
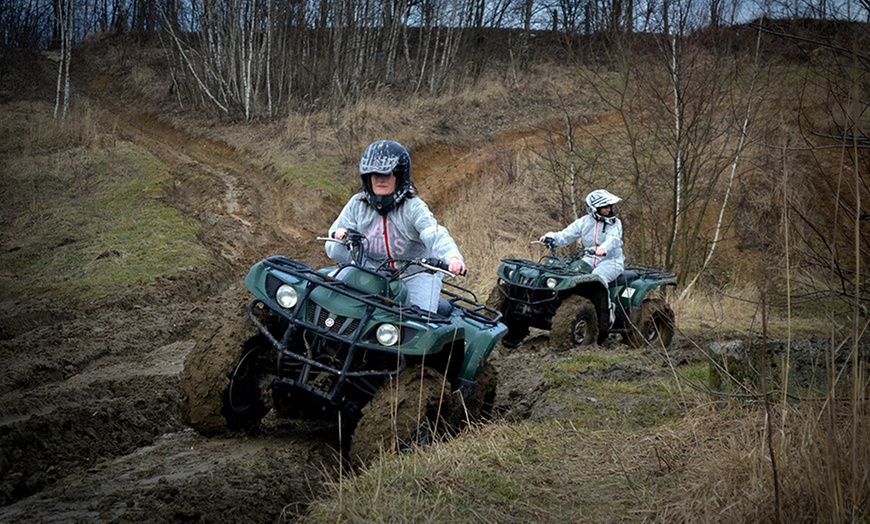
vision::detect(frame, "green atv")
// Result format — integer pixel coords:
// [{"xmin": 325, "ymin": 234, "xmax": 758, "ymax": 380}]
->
[
  {"xmin": 487, "ymin": 238, "xmax": 677, "ymax": 350},
  {"xmin": 181, "ymin": 231, "xmax": 504, "ymax": 466}
]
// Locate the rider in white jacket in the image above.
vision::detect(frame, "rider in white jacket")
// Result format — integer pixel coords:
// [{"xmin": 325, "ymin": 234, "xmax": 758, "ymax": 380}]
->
[
  {"xmin": 326, "ymin": 140, "xmax": 466, "ymax": 313},
  {"xmin": 539, "ymin": 189, "xmax": 625, "ymax": 285}
]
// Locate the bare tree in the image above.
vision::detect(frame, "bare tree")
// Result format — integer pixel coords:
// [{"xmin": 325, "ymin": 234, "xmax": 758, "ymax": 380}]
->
[{"xmin": 53, "ymin": 0, "xmax": 72, "ymax": 124}]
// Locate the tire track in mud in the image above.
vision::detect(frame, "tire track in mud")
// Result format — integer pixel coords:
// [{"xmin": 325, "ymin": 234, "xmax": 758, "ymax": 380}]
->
[
  {"xmin": 0, "ymin": 87, "xmax": 340, "ymax": 518},
  {"xmin": 106, "ymin": 110, "xmax": 292, "ymax": 269}
]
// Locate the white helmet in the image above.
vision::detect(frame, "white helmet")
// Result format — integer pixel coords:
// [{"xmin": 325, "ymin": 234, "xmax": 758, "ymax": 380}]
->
[{"xmin": 585, "ymin": 189, "xmax": 622, "ymax": 225}]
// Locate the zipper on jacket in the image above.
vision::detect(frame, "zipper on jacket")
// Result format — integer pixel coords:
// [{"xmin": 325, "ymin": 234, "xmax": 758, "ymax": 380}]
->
[{"xmin": 382, "ymin": 215, "xmax": 395, "ymax": 269}]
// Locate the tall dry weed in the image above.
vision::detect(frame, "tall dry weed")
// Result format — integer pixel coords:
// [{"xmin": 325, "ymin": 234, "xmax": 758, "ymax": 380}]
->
[
  {"xmin": 0, "ymin": 98, "xmax": 100, "ymax": 154},
  {"xmin": 438, "ymin": 137, "xmax": 561, "ymax": 298},
  {"xmin": 656, "ymin": 401, "xmax": 870, "ymax": 522}
]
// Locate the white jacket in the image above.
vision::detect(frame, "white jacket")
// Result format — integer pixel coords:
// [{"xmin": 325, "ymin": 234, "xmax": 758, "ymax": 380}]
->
[
  {"xmin": 326, "ymin": 193, "xmax": 463, "ymax": 311},
  {"xmin": 549, "ymin": 214, "xmax": 624, "ymax": 284}
]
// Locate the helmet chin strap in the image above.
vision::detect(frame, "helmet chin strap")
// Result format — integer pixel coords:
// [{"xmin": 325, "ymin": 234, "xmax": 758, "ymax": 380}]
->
[
  {"xmin": 366, "ymin": 183, "xmax": 411, "ymax": 215},
  {"xmin": 371, "ymin": 194, "xmax": 396, "ymax": 215}
]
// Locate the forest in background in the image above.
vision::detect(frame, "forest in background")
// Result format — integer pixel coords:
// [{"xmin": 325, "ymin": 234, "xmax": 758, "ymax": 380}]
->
[{"xmin": 2, "ymin": 0, "xmax": 868, "ymax": 339}]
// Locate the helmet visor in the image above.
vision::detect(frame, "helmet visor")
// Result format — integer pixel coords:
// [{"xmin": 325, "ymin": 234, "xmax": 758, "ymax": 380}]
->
[{"xmin": 360, "ymin": 147, "xmax": 401, "ymax": 175}]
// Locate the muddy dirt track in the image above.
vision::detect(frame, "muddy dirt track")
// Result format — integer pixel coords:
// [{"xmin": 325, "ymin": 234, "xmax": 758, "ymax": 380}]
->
[{"xmin": 0, "ymin": 87, "xmax": 342, "ymax": 521}]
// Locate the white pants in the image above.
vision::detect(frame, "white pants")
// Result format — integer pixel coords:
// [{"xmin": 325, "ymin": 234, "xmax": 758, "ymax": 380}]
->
[
  {"xmin": 404, "ymin": 272, "xmax": 443, "ymax": 313},
  {"xmin": 583, "ymin": 257, "xmax": 623, "ymax": 285}
]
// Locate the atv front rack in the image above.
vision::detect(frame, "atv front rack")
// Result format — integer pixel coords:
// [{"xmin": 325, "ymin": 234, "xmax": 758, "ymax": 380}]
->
[
  {"xmin": 248, "ymin": 256, "xmax": 500, "ymax": 404},
  {"xmin": 499, "ymin": 257, "xmax": 582, "ymax": 277}
]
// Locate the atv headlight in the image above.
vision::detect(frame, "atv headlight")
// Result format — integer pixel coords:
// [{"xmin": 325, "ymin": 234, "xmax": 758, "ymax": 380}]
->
[
  {"xmin": 275, "ymin": 284, "xmax": 298, "ymax": 309},
  {"xmin": 545, "ymin": 277, "xmax": 558, "ymax": 289},
  {"xmin": 506, "ymin": 268, "xmax": 515, "ymax": 281},
  {"xmin": 376, "ymin": 324, "xmax": 400, "ymax": 346}
]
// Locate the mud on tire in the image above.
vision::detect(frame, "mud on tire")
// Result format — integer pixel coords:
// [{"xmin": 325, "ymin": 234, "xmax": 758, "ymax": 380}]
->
[
  {"xmin": 485, "ymin": 284, "xmax": 506, "ymax": 314},
  {"xmin": 550, "ymin": 295, "xmax": 598, "ymax": 350},
  {"xmin": 625, "ymin": 298, "xmax": 675, "ymax": 349},
  {"xmin": 180, "ymin": 307, "xmax": 268, "ymax": 436},
  {"xmin": 348, "ymin": 366, "xmax": 453, "ymax": 467}
]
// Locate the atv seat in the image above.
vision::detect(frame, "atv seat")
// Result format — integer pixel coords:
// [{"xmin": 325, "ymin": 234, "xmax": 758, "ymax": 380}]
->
[
  {"xmin": 436, "ymin": 298, "xmax": 454, "ymax": 317},
  {"xmin": 609, "ymin": 270, "xmax": 638, "ymax": 288}
]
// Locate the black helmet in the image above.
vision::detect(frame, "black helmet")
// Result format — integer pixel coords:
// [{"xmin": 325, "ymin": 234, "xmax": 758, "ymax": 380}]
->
[{"xmin": 359, "ymin": 140, "xmax": 412, "ymax": 215}]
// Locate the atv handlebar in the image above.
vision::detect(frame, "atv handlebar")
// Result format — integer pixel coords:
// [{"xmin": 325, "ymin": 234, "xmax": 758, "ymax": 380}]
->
[
  {"xmin": 318, "ymin": 233, "xmax": 464, "ymax": 278},
  {"xmin": 318, "ymin": 229, "xmax": 367, "ymax": 264},
  {"xmin": 531, "ymin": 239, "xmax": 558, "ymax": 257},
  {"xmin": 419, "ymin": 258, "xmax": 466, "ymax": 277},
  {"xmin": 531, "ymin": 240, "xmax": 601, "ymax": 258}
]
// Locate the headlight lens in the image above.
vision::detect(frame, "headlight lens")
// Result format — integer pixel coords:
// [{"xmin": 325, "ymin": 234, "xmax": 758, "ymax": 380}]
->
[
  {"xmin": 506, "ymin": 268, "xmax": 515, "ymax": 280},
  {"xmin": 276, "ymin": 284, "xmax": 298, "ymax": 309},
  {"xmin": 545, "ymin": 277, "xmax": 558, "ymax": 289},
  {"xmin": 376, "ymin": 324, "xmax": 400, "ymax": 346}
]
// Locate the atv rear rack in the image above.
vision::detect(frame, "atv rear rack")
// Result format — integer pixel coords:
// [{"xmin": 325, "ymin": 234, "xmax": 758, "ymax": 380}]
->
[{"xmin": 623, "ymin": 264, "xmax": 677, "ymax": 283}]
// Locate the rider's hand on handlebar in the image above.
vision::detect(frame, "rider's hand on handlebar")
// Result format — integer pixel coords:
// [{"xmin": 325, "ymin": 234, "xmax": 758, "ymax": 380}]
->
[
  {"xmin": 332, "ymin": 228, "xmax": 347, "ymax": 241},
  {"xmin": 448, "ymin": 256, "xmax": 466, "ymax": 276},
  {"xmin": 594, "ymin": 246, "xmax": 606, "ymax": 256},
  {"xmin": 539, "ymin": 233, "xmax": 554, "ymax": 243}
]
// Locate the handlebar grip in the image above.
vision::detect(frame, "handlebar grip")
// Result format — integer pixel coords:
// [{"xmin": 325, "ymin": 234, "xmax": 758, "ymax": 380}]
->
[
  {"xmin": 427, "ymin": 258, "xmax": 451, "ymax": 271},
  {"xmin": 421, "ymin": 258, "xmax": 466, "ymax": 276}
]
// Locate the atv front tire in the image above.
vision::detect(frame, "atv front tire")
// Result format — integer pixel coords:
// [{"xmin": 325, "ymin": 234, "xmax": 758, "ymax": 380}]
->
[
  {"xmin": 487, "ymin": 284, "xmax": 528, "ymax": 348},
  {"xmin": 625, "ymin": 299, "xmax": 675, "ymax": 349},
  {"xmin": 180, "ymin": 310, "xmax": 269, "ymax": 435},
  {"xmin": 501, "ymin": 322, "xmax": 530, "ymax": 349},
  {"xmin": 349, "ymin": 366, "xmax": 452, "ymax": 467},
  {"xmin": 222, "ymin": 342, "xmax": 270, "ymax": 432},
  {"xmin": 550, "ymin": 295, "xmax": 599, "ymax": 350},
  {"xmin": 462, "ymin": 360, "xmax": 498, "ymax": 422},
  {"xmin": 485, "ymin": 284, "xmax": 506, "ymax": 314}
]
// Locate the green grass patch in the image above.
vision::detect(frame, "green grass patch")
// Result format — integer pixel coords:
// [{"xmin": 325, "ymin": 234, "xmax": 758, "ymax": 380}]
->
[
  {"xmin": 272, "ymin": 152, "xmax": 356, "ymax": 201},
  {"xmin": 545, "ymin": 352, "xmax": 624, "ymax": 378},
  {"xmin": 0, "ymin": 141, "xmax": 211, "ymax": 299}
]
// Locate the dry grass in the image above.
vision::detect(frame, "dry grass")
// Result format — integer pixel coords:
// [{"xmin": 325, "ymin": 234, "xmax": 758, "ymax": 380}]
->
[
  {"xmin": 300, "ymin": 394, "xmax": 870, "ymax": 523},
  {"xmin": 655, "ymin": 401, "xmax": 870, "ymax": 522},
  {"xmin": 301, "ymin": 421, "xmax": 669, "ymax": 523},
  {"xmin": 674, "ymin": 280, "xmax": 839, "ymax": 340}
]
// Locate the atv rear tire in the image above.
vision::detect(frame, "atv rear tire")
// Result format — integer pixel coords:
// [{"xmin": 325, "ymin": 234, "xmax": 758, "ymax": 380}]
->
[
  {"xmin": 348, "ymin": 366, "xmax": 452, "ymax": 467},
  {"xmin": 550, "ymin": 295, "xmax": 599, "ymax": 350},
  {"xmin": 625, "ymin": 299, "xmax": 676, "ymax": 348},
  {"xmin": 180, "ymin": 310, "xmax": 269, "ymax": 435},
  {"xmin": 625, "ymin": 299, "xmax": 675, "ymax": 349}
]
